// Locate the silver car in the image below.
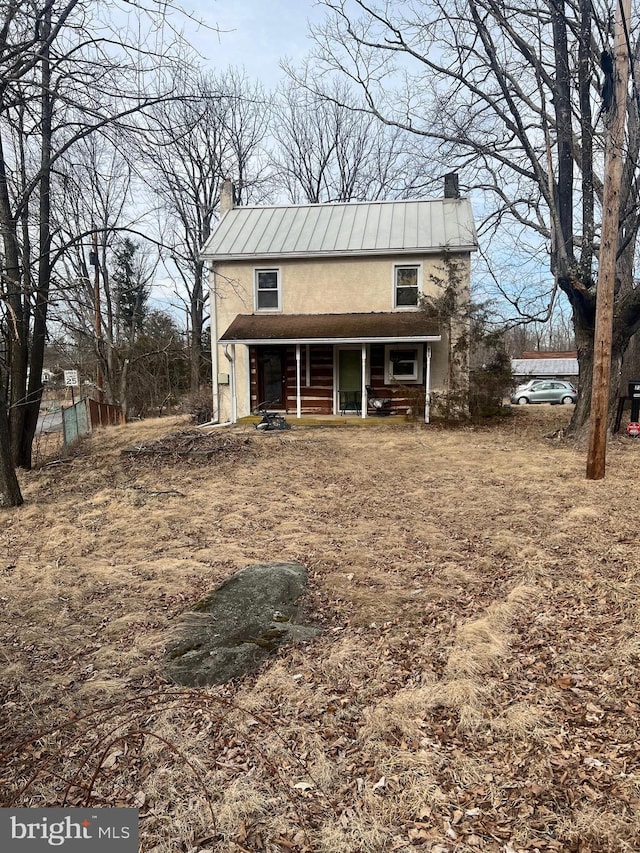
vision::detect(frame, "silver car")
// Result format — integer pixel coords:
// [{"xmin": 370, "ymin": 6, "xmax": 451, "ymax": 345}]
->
[
  {"xmin": 512, "ymin": 379, "xmax": 545, "ymax": 393},
  {"xmin": 511, "ymin": 380, "xmax": 577, "ymax": 405}
]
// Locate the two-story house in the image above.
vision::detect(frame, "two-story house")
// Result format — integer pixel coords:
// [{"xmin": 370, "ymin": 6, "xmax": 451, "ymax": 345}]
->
[{"xmin": 201, "ymin": 176, "xmax": 477, "ymax": 424}]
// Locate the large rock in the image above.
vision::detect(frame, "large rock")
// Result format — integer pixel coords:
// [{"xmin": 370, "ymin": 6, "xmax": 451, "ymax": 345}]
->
[{"xmin": 166, "ymin": 561, "xmax": 319, "ymax": 687}]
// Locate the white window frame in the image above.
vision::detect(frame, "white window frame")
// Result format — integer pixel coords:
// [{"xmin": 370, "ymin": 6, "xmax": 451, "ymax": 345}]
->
[
  {"xmin": 392, "ymin": 262, "xmax": 422, "ymax": 310},
  {"xmin": 384, "ymin": 344, "xmax": 424, "ymax": 384},
  {"xmin": 254, "ymin": 267, "xmax": 281, "ymax": 312}
]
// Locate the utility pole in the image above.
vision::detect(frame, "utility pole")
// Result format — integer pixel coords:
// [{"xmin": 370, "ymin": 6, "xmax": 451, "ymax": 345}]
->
[
  {"xmin": 90, "ymin": 224, "xmax": 104, "ymax": 403},
  {"xmin": 586, "ymin": 0, "xmax": 630, "ymax": 480}
]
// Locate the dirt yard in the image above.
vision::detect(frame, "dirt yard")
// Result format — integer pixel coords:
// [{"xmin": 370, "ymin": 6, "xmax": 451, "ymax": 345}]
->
[{"xmin": 1, "ymin": 408, "xmax": 639, "ymax": 853}]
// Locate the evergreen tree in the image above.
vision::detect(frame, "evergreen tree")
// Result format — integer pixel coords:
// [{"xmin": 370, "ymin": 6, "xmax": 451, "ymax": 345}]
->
[{"xmin": 111, "ymin": 238, "xmax": 151, "ymax": 339}]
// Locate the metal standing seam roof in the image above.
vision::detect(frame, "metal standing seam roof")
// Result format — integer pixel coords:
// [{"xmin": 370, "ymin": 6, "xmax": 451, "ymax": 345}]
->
[
  {"xmin": 512, "ymin": 358, "xmax": 579, "ymax": 376},
  {"xmin": 219, "ymin": 312, "xmax": 441, "ymax": 344},
  {"xmin": 201, "ymin": 197, "xmax": 477, "ymax": 260}
]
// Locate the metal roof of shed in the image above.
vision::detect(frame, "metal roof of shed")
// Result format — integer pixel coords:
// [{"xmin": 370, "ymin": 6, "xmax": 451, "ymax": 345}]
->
[
  {"xmin": 201, "ymin": 198, "xmax": 477, "ymax": 261},
  {"xmin": 512, "ymin": 358, "xmax": 578, "ymax": 376}
]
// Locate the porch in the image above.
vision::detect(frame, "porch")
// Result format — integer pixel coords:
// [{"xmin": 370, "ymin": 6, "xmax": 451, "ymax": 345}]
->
[
  {"xmin": 216, "ymin": 312, "xmax": 443, "ymax": 424},
  {"xmin": 237, "ymin": 412, "xmax": 410, "ymax": 428}
]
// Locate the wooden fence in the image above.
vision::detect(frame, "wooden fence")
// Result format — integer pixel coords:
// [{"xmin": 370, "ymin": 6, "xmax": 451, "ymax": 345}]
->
[
  {"xmin": 87, "ymin": 398, "xmax": 124, "ymax": 429},
  {"xmin": 62, "ymin": 398, "xmax": 123, "ymax": 447}
]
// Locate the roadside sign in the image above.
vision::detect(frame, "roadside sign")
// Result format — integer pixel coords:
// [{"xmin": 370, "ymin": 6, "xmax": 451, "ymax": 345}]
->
[{"xmin": 64, "ymin": 370, "xmax": 79, "ymax": 387}]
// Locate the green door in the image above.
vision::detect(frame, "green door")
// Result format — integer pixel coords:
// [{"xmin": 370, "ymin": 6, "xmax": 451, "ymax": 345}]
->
[{"xmin": 338, "ymin": 349, "xmax": 362, "ymax": 413}]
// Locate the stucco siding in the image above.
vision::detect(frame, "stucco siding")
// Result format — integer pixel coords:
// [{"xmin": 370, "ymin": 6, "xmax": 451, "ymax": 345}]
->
[
  {"xmin": 213, "ymin": 254, "xmax": 469, "ymax": 336},
  {"xmin": 209, "ymin": 252, "xmax": 470, "ymax": 422}
]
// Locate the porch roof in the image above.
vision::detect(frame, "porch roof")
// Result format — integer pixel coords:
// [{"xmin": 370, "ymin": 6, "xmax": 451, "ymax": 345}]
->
[{"xmin": 219, "ymin": 312, "xmax": 441, "ymax": 345}]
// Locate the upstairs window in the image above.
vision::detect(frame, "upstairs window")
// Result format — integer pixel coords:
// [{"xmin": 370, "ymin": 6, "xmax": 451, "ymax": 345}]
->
[
  {"xmin": 394, "ymin": 264, "xmax": 420, "ymax": 308},
  {"xmin": 255, "ymin": 268, "xmax": 280, "ymax": 311}
]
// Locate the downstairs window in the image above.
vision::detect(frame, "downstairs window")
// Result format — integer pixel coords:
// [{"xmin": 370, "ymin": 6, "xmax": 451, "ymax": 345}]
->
[{"xmin": 384, "ymin": 345, "xmax": 424, "ymax": 384}]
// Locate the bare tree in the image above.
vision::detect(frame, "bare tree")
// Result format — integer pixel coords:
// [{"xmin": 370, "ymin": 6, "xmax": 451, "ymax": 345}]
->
[
  {"xmin": 308, "ymin": 0, "xmax": 640, "ymax": 434},
  {"xmin": 504, "ymin": 310, "xmax": 576, "ymax": 357},
  {"xmin": 0, "ymin": 0, "xmax": 199, "ymax": 503},
  {"xmin": 142, "ymin": 67, "xmax": 271, "ymax": 392},
  {"xmin": 52, "ymin": 138, "xmax": 170, "ymax": 418},
  {"xmin": 272, "ymin": 77, "xmax": 432, "ymax": 203},
  {"xmin": 54, "ymin": 135, "xmax": 136, "ymax": 394}
]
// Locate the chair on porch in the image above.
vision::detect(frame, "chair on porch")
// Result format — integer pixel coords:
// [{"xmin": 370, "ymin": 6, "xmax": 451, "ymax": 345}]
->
[
  {"xmin": 366, "ymin": 385, "xmax": 392, "ymax": 416},
  {"xmin": 339, "ymin": 389, "xmax": 361, "ymax": 415}
]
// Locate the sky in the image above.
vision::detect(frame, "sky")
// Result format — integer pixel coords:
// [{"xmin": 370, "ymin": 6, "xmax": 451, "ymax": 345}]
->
[
  {"xmin": 147, "ymin": 1, "xmax": 327, "ymax": 316},
  {"xmin": 145, "ymin": 0, "xmax": 559, "ymax": 326},
  {"xmin": 186, "ymin": 0, "xmax": 327, "ymax": 87}
]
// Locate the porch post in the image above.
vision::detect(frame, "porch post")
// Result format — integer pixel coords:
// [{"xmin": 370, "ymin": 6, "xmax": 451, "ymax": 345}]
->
[
  {"xmin": 425, "ymin": 344, "xmax": 431, "ymax": 424},
  {"xmin": 361, "ymin": 344, "xmax": 367, "ymax": 419},
  {"xmin": 228, "ymin": 344, "xmax": 237, "ymax": 424},
  {"xmin": 295, "ymin": 343, "xmax": 302, "ymax": 419}
]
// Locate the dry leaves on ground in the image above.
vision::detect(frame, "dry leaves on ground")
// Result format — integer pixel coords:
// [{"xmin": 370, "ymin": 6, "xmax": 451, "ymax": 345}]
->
[{"xmin": 1, "ymin": 408, "xmax": 639, "ymax": 852}]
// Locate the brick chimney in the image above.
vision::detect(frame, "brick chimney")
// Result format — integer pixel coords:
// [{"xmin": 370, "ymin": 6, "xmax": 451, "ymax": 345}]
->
[
  {"xmin": 220, "ymin": 178, "xmax": 235, "ymax": 214},
  {"xmin": 444, "ymin": 172, "xmax": 460, "ymax": 199}
]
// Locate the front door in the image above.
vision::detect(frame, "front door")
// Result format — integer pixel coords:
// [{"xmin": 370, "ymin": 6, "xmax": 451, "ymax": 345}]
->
[
  {"xmin": 257, "ymin": 348, "xmax": 286, "ymax": 408},
  {"xmin": 338, "ymin": 348, "xmax": 362, "ymax": 414}
]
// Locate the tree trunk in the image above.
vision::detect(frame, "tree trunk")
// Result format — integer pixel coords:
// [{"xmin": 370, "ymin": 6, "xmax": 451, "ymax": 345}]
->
[
  {"xmin": 190, "ymin": 329, "xmax": 202, "ymax": 393},
  {"xmin": 571, "ymin": 310, "xmax": 594, "ymax": 437},
  {"xmin": 190, "ymin": 261, "xmax": 204, "ymax": 393},
  {"xmin": 569, "ymin": 288, "xmax": 636, "ymax": 438},
  {"xmin": 0, "ymin": 389, "xmax": 23, "ymax": 507},
  {"xmin": 119, "ymin": 357, "xmax": 130, "ymax": 420},
  {"xmin": 9, "ymin": 6, "xmax": 53, "ymax": 470},
  {"xmin": 0, "ymin": 131, "xmax": 28, "ymax": 467},
  {"xmin": 620, "ymin": 333, "xmax": 640, "ymax": 394},
  {"xmin": 550, "ymin": 1, "xmax": 574, "ymax": 265}
]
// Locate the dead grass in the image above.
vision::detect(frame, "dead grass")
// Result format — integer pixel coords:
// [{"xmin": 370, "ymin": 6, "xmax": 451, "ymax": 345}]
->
[{"xmin": 2, "ymin": 407, "xmax": 640, "ymax": 852}]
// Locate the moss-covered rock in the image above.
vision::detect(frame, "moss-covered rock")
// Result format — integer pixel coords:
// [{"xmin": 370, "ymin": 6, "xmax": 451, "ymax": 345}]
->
[{"xmin": 165, "ymin": 562, "xmax": 319, "ymax": 686}]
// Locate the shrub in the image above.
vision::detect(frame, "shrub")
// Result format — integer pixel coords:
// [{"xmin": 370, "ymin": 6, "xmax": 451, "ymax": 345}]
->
[{"xmin": 182, "ymin": 387, "xmax": 214, "ymax": 424}]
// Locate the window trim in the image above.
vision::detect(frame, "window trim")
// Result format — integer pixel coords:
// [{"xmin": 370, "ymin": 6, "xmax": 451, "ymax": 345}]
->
[
  {"xmin": 254, "ymin": 267, "xmax": 282, "ymax": 312},
  {"xmin": 392, "ymin": 261, "xmax": 422, "ymax": 310},
  {"xmin": 384, "ymin": 344, "xmax": 424, "ymax": 384}
]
